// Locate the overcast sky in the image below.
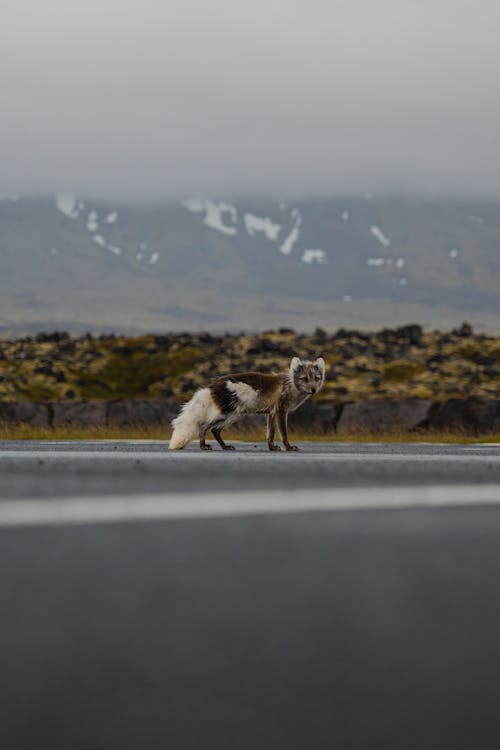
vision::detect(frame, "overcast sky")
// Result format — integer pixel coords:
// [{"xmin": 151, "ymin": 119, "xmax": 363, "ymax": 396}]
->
[{"xmin": 1, "ymin": 0, "xmax": 499, "ymax": 200}]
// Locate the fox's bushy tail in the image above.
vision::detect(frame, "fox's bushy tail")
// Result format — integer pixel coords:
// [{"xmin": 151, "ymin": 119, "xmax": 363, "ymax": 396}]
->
[{"xmin": 169, "ymin": 388, "xmax": 213, "ymax": 450}]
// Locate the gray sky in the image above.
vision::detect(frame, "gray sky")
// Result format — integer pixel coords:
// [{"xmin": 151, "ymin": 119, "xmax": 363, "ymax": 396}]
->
[{"xmin": 1, "ymin": 0, "xmax": 499, "ymax": 199}]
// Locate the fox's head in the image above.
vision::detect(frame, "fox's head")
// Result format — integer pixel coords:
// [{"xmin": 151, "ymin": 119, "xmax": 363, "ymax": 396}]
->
[{"xmin": 290, "ymin": 356, "xmax": 325, "ymax": 396}]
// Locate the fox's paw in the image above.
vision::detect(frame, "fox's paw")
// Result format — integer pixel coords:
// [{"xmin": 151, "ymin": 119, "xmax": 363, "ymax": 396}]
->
[
  {"xmin": 268, "ymin": 443, "xmax": 282, "ymax": 451},
  {"xmin": 200, "ymin": 444, "xmax": 213, "ymax": 450},
  {"xmin": 222, "ymin": 445, "xmax": 236, "ymax": 451},
  {"xmin": 286, "ymin": 445, "xmax": 300, "ymax": 452}
]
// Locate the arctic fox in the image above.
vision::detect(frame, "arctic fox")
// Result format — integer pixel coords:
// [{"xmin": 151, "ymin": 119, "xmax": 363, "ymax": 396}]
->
[{"xmin": 169, "ymin": 356, "xmax": 325, "ymax": 451}]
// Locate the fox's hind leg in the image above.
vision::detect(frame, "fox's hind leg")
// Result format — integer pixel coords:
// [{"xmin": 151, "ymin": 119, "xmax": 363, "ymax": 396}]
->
[
  {"xmin": 212, "ymin": 423, "xmax": 236, "ymax": 451},
  {"xmin": 199, "ymin": 425, "xmax": 212, "ymax": 450}
]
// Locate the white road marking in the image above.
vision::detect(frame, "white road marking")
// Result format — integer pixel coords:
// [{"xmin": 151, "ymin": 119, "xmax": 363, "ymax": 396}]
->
[
  {"xmin": 0, "ymin": 485, "xmax": 500, "ymax": 528},
  {"xmin": 1, "ymin": 450, "xmax": 500, "ymax": 462}
]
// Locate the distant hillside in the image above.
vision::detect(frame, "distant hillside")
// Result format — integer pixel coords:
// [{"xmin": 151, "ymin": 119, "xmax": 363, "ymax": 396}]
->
[{"xmin": 1, "ymin": 194, "xmax": 500, "ymax": 332}]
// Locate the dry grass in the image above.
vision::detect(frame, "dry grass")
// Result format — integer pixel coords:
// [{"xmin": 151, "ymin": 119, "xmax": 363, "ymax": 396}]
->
[{"xmin": 0, "ymin": 422, "xmax": 499, "ymax": 444}]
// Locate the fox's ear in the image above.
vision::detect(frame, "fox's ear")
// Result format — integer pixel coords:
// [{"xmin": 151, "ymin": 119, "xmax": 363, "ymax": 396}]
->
[
  {"xmin": 315, "ymin": 357, "xmax": 325, "ymax": 377},
  {"xmin": 290, "ymin": 356, "xmax": 301, "ymax": 372}
]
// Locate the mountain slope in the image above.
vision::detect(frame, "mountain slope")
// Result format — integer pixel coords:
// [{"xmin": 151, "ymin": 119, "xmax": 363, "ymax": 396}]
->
[{"xmin": 1, "ymin": 194, "xmax": 500, "ymax": 332}]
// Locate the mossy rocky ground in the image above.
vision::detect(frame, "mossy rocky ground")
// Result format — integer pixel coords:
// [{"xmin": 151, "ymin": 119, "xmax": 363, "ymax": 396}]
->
[{"xmin": 0, "ymin": 323, "xmax": 498, "ymax": 405}]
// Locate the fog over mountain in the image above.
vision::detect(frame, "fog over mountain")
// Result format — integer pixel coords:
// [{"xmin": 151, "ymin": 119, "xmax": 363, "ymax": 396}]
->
[
  {"xmin": 1, "ymin": 0, "xmax": 500, "ymax": 199},
  {"xmin": 1, "ymin": 193, "xmax": 500, "ymax": 333}
]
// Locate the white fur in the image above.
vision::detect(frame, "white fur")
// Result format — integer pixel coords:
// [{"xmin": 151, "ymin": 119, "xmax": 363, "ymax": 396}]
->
[
  {"xmin": 169, "ymin": 388, "xmax": 221, "ymax": 449},
  {"xmin": 315, "ymin": 357, "xmax": 325, "ymax": 377},
  {"xmin": 226, "ymin": 380, "xmax": 259, "ymax": 412},
  {"xmin": 290, "ymin": 356, "xmax": 301, "ymax": 373}
]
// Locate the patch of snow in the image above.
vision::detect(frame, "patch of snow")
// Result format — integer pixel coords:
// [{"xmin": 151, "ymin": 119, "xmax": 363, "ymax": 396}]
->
[
  {"xmin": 370, "ymin": 225, "xmax": 391, "ymax": 247},
  {"xmin": 77, "ymin": 200, "xmax": 85, "ymax": 211},
  {"xmin": 183, "ymin": 197, "xmax": 205, "ymax": 213},
  {"xmin": 139, "ymin": 242, "xmax": 148, "ymax": 251},
  {"xmin": 184, "ymin": 198, "xmax": 239, "ymax": 236},
  {"xmin": 149, "ymin": 252, "xmax": 160, "ymax": 264},
  {"xmin": 93, "ymin": 234, "xmax": 106, "ymax": 247},
  {"xmin": 280, "ymin": 226, "xmax": 299, "ymax": 256},
  {"xmin": 399, "ymin": 277, "xmax": 408, "ymax": 285},
  {"xmin": 280, "ymin": 209, "xmax": 302, "ymax": 255},
  {"xmin": 449, "ymin": 248, "xmax": 458, "ymax": 259},
  {"xmin": 56, "ymin": 193, "xmax": 79, "ymax": 218},
  {"xmin": 136, "ymin": 252, "xmax": 144, "ymax": 261},
  {"xmin": 86, "ymin": 210, "xmax": 99, "ymax": 232},
  {"xmin": 341, "ymin": 210, "xmax": 349, "ymax": 222},
  {"xmin": 105, "ymin": 211, "xmax": 118, "ymax": 224},
  {"xmin": 244, "ymin": 213, "xmax": 281, "ymax": 241},
  {"xmin": 203, "ymin": 201, "xmax": 238, "ymax": 235},
  {"xmin": 301, "ymin": 249, "xmax": 327, "ymax": 264},
  {"xmin": 367, "ymin": 257, "xmax": 399, "ymax": 268},
  {"xmin": 342, "ymin": 294, "xmax": 352, "ymax": 302},
  {"xmin": 107, "ymin": 245, "xmax": 122, "ymax": 256}
]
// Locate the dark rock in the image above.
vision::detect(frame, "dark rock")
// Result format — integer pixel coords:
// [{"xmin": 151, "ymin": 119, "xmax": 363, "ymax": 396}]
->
[
  {"xmin": 455, "ymin": 322, "xmax": 473, "ymax": 337},
  {"xmin": 289, "ymin": 401, "xmax": 339, "ymax": 433},
  {"xmin": 52, "ymin": 401, "xmax": 107, "ymax": 427},
  {"xmin": 108, "ymin": 399, "xmax": 176, "ymax": 427},
  {"xmin": 0, "ymin": 401, "xmax": 50, "ymax": 427},
  {"xmin": 337, "ymin": 399, "xmax": 432, "ymax": 434},
  {"xmin": 427, "ymin": 397, "xmax": 500, "ymax": 434},
  {"xmin": 247, "ymin": 339, "xmax": 293, "ymax": 356},
  {"xmin": 35, "ymin": 331, "xmax": 70, "ymax": 343},
  {"xmin": 312, "ymin": 327, "xmax": 327, "ymax": 345},
  {"xmin": 396, "ymin": 324, "xmax": 423, "ymax": 346},
  {"xmin": 153, "ymin": 335, "xmax": 171, "ymax": 347},
  {"xmin": 376, "ymin": 328, "xmax": 398, "ymax": 344},
  {"xmin": 333, "ymin": 386, "xmax": 349, "ymax": 396}
]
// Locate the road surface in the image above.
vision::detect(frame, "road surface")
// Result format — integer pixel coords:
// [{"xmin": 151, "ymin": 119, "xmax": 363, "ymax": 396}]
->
[
  {"xmin": 1, "ymin": 439, "xmax": 500, "ymax": 498},
  {"xmin": 2, "ymin": 441, "xmax": 500, "ymax": 749}
]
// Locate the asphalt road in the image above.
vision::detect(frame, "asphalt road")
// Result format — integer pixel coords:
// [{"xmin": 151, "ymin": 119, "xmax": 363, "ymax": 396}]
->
[
  {"xmin": 1, "ymin": 440, "xmax": 500, "ymax": 497},
  {"xmin": 2, "ymin": 441, "xmax": 500, "ymax": 749}
]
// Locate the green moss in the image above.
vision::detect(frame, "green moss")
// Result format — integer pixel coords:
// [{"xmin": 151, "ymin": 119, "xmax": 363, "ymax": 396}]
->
[
  {"xmin": 70, "ymin": 346, "xmax": 203, "ymax": 400},
  {"xmin": 383, "ymin": 360, "xmax": 426, "ymax": 382},
  {"xmin": 456, "ymin": 345, "xmax": 483, "ymax": 363},
  {"xmin": 487, "ymin": 346, "xmax": 500, "ymax": 361},
  {"xmin": 16, "ymin": 383, "xmax": 60, "ymax": 401}
]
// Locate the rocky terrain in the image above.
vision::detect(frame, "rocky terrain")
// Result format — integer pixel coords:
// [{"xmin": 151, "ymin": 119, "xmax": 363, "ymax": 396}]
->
[
  {"xmin": 1, "ymin": 324, "xmax": 500, "ymax": 434},
  {"xmin": 0, "ymin": 323, "xmax": 497, "ymax": 403}
]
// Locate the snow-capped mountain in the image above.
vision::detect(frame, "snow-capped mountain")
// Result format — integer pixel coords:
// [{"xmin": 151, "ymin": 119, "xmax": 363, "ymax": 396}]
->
[{"xmin": 1, "ymin": 193, "xmax": 500, "ymax": 332}]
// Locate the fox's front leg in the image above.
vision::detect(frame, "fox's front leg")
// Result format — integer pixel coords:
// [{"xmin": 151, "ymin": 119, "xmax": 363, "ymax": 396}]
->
[
  {"xmin": 277, "ymin": 406, "xmax": 299, "ymax": 451},
  {"xmin": 267, "ymin": 411, "xmax": 281, "ymax": 451}
]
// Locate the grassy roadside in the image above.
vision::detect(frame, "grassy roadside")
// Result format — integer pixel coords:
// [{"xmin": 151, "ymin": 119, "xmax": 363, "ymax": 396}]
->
[{"xmin": 0, "ymin": 423, "xmax": 499, "ymax": 444}]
